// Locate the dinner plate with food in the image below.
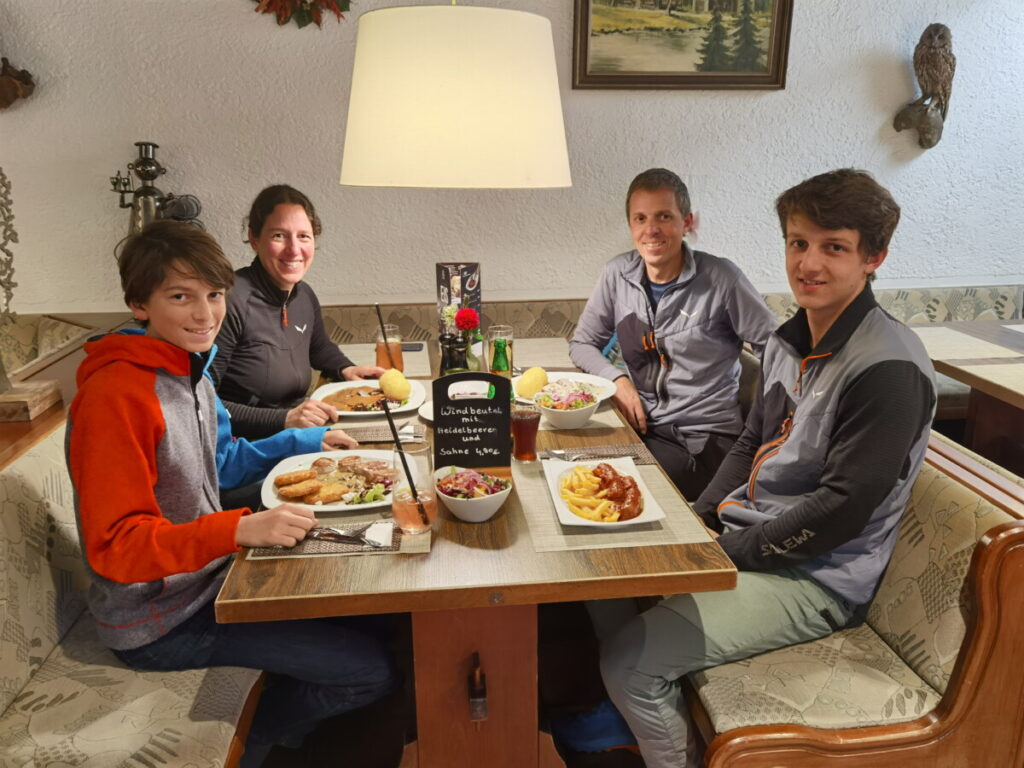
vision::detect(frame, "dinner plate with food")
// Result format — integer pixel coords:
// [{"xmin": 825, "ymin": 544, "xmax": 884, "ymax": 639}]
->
[
  {"xmin": 541, "ymin": 456, "xmax": 666, "ymax": 528},
  {"xmin": 261, "ymin": 449, "xmax": 424, "ymax": 512},
  {"xmin": 512, "ymin": 367, "xmax": 616, "ymax": 405},
  {"xmin": 311, "ymin": 371, "xmax": 427, "ymax": 417}
]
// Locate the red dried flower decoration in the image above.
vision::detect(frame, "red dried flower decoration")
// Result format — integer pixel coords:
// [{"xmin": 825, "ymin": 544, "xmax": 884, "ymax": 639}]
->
[
  {"xmin": 455, "ymin": 308, "xmax": 480, "ymax": 332},
  {"xmin": 253, "ymin": 0, "xmax": 349, "ymax": 29}
]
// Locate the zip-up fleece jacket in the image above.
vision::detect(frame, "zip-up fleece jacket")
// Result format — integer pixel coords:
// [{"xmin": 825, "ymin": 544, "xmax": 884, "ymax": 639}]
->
[
  {"xmin": 210, "ymin": 258, "xmax": 355, "ymax": 439},
  {"xmin": 695, "ymin": 286, "xmax": 936, "ymax": 606},
  {"xmin": 570, "ymin": 247, "xmax": 777, "ymax": 446},
  {"xmin": 66, "ymin": 331, "xmax": 324, "ymax": 650}
]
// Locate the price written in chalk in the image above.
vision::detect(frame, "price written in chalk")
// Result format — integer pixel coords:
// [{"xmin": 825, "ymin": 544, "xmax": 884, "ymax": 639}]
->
[{"xmin": 432, "ymin": 373, "xmax": 511, "ymax": 469}]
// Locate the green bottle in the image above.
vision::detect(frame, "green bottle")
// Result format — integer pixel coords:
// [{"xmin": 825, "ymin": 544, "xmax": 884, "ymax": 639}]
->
[{"xmin": 490, "ymin": 337, "xmax": 511, "ymax": 377}]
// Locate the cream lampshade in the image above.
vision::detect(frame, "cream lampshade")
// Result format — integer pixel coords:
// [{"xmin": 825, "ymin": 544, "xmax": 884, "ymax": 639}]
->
[{"xmin": 339, "ymin": 4, "xmax": 571, "ymax": 189}]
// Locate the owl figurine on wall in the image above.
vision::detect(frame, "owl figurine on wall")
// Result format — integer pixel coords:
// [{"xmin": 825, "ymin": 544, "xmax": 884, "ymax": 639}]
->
[
  {"xmin": 913, "ymin": 23, "xmax": 955, "ymax": 119},
  {"xmin": 894, "ymin": 23, "xmax": 955, "ymax": 149}
]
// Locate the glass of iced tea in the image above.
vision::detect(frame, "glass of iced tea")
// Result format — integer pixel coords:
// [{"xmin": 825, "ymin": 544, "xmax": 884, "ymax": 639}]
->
[
  {"xmin": 390, "ymin": 443, "xmax": 437, "ymax": 535},
  {"xmin": 511, "ymin": 403, "xmax": 541, "ymax": 462},
  {"xmin": 376, "ymin": 324, "xmax": 404, "ymax": 372}
]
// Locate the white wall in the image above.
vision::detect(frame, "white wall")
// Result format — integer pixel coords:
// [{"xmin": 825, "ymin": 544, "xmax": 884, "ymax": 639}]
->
[{"xmin": 1, "ymin": 0, "xmax": 1022, "ymax": 313}]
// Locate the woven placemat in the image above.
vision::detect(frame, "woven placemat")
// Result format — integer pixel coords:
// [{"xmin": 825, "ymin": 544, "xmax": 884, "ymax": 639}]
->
[
  {"xmin": 341, "ymin": 424, "xmax": 426, "ymax": 443},
  {"xmin": 246, "ymin": 520, "xmax": 432, "ymax": 559},
  {"xmin": 552, "ymin": 443, "xmax": 657, "ymax": 465},
  {"xmin": 513, "ymin": 461, "xmax": 711, "ymax": 553}
]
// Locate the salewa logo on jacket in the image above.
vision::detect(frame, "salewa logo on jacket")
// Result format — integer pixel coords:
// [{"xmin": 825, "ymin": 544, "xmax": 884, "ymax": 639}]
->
[
  {"xmin": 762, "ymin": 528, "xmax": 815, "ymax": 556},
  {"xmin": 294, "ymin": 324, "xmax": 307, "ymax": 334}
]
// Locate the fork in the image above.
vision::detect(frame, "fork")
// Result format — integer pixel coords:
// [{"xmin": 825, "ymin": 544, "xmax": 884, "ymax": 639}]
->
[{"xmin": 308, "ymin": 523, "xmax": 384, "ymax": 548}]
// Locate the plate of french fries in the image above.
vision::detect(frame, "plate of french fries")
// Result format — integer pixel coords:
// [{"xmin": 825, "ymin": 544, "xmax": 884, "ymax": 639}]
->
[{"xmin": 541, "ymin": 456, "xmax": 666, "ymax": 528}]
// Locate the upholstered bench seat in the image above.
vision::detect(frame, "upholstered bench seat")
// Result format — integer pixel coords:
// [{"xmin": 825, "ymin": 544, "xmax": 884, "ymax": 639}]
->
[
  {"xmin": 685, "ymin": 458, "xmax": 1024, "ymax": 767},
  {"xmin": 1, "ymin": 424, "xmax": 260, "ymax": 768},
  {"xmin": 691, "ymin": 622, "xmax": 941, "ymax": 733},
  {"xmin": 0, "ymin": 615, "xmax": 260, "ymax": 767}
]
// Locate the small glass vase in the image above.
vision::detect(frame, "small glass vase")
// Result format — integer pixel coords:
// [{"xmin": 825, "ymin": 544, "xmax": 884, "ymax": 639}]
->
[{"xmin": 463, "ymin": 331, "xmax": 482, "ymax": 372}]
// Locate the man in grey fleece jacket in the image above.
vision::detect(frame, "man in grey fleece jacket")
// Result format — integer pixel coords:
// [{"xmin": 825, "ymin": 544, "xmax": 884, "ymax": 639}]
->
[
  {"xmin": 596, "ymin": 169, "xmax": 936, "ymax": 768},
  {"xmin": 570, "ymin": 168, "xmax": 777, "ymax": 499}
]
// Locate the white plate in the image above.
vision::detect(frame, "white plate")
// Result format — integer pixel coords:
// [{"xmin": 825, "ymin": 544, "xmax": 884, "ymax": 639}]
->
[
  {"xmin": 261, "ymin": 449, "xmax": 422, "ymax": 513},
  {"xmin": 541, "ymin": 456, "xmax": 666, "ymax": 529},
  {"xmin": 511, "ymin": 372, "xmax": 617, "ymax": 404},
  {"xmin": 310, "ymin": 379, "xmax": 427, "ymax": 418},
  {"xmin": 418, "ymin": 401, "xmax": 434, "ymax": 422}
]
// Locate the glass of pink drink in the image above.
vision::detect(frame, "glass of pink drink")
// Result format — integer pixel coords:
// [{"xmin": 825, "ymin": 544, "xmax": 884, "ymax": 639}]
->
[{"xmin": 390, "ymin": 443, "xmax": 437, "ymax": 535}]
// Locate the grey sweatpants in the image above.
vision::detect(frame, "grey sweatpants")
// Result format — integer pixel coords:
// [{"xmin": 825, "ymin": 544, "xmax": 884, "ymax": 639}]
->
[{"xmin": 593, "ymin": 567, "xmax": 854, "ymax": 768}]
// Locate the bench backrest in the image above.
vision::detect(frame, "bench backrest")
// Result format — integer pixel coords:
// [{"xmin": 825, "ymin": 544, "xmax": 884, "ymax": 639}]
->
[
  {"xmin": 866, "ymin": 460, "xmax": 1013, "ymax": 694},
  {"xmin": 0, "ymin": 423, "xmax": 87, "ymax": 713}
]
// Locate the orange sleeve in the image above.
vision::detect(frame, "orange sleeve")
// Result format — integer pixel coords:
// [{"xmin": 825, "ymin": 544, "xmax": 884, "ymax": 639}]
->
[{"xmin": 69, "ymin": 363, "xmax": 245, "ymax": 584}]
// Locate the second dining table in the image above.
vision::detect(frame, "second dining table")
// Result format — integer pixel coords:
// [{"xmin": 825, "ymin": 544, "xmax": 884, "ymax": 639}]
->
[{"xmin": 214, "ymin": 337, "xmax": 737, "ymax": 768}]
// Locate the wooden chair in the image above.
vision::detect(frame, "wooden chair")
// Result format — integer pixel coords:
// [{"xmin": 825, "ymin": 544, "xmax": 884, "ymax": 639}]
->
[{"xmin": 684, "ymin": 456, "xmax": 1024, "ymax": 767}]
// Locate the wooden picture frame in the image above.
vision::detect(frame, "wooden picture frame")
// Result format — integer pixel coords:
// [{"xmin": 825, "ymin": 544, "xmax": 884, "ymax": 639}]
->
[{"xmin": 573, "ymin": 0, "xmax": 794, "ymax": 90}]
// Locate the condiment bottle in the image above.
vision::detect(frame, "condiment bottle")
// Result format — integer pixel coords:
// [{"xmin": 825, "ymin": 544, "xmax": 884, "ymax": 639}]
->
[{"xmin": 490, "ymin": 337, "xmax": 511, "ymax": 377}]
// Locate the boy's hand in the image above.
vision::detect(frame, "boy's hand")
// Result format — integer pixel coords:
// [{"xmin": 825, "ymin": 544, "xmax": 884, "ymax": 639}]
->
[
  {"xmin": 285, "ymin": 399, "xmax": 339, "ymax": 429},
  {"xmin": 322, "ymin": 429, "xmax": 358, "ymax": 451},
  {"xmin": 612, "ymin": 376, "xmax": 647, "ymax": 434},
  {"xmin": 235, "ymin": 503, "xmax": 317, "ymax": 548},
  {"xmin": 341, "ymin": 365, "xmax": 387, "ymax": 381}
]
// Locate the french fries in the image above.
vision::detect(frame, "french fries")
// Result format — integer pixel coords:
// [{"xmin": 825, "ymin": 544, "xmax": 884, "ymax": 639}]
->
[{"xmin": 560, "ymin": 465, "xmax": 621, "ymax": 523}]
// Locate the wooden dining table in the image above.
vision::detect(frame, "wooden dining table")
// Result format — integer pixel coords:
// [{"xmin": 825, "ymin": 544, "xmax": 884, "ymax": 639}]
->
[
  {"xmin": 911, "ymin": 320, "xmax": 1024, "ymax": 475},
  {"xmin": 214, "ymin": 350, "xmax": 737, "ymax": 768}
]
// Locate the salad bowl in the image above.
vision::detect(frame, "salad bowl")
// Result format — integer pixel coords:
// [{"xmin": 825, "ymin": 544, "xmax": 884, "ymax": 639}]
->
[
  {"xmin": 534, "ymin": 397, "xmax": 599, "ymax": 429},
  {"xmin": 434, "ymin": 466, "xmax": 513, "ymax": 523}
]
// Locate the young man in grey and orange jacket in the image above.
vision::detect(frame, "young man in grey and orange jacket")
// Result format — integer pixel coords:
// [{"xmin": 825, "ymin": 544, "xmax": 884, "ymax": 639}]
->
[{"xmin": 597, "ymin": 169, "xmax": 936, "ymax": 768}]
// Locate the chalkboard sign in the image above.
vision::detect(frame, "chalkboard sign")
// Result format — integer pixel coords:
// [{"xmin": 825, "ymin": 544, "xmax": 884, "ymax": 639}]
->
[{"xmin": 432, "ymin": 372, "xmax": 511, "ymax": 470}]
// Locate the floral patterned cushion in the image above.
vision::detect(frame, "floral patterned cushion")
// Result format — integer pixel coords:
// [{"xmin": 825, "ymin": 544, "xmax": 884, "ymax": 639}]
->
[
  {"xmin": 35, "ymin": 316, "xmax": 90, "ymax": 358},
  {"xmin": 0, "ymin": 615, "xmax": 259, "ymax": 768},
  {"xmin": 0, "ymin": 423, "xmax": 260, "ymax": 766},
  {"xmin": 866, "ymin": 463, "xmax": 1013, "ymax": 692},
  {"xmin": 0, "ymin": 315, "xmax": 91, "ymax": 375},
  {"xmin": 690, "ymin": 622, "xmax": 942, "ymax": 731},
  {"xmin": 0, "ymin": 424, "xmax": 86, "ymax": 714},
  {"xmin": 762, "ymin": 285, "xmax": 1022, "ymax": 324},
  {"xmin": 0, "ymin": 315, "xmax": 40, "ymax": 373},
  {"xmin": 690, "ymin": 462, "xmax": 1012, "ymax": 732}
]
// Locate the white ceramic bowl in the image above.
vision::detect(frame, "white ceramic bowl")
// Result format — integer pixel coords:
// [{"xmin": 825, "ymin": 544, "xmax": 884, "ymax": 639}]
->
[
  {"xmin": 534, "ymin": 398, "xmax": 600, "ymax": 429},
  {"xmin": 434, "ymin": 467, "xmax": 513, "ymax": 523}
]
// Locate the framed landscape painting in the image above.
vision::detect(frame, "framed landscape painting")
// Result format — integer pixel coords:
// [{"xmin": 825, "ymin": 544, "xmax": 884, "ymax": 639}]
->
[{"xmin": 573, "ymin": 0, "xmax": 793, "ymax": 89}]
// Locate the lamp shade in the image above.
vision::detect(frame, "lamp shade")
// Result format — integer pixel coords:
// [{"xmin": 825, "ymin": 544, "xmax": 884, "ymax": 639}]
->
[{"xmin": 340, "ymin": 5, "xmax": 571, "ymax": 189}]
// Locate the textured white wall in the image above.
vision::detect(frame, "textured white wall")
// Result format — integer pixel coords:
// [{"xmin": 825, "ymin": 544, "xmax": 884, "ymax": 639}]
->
[{"xmin": 1, "ymin": 0, "xmax": 1022, "ymax": 313}]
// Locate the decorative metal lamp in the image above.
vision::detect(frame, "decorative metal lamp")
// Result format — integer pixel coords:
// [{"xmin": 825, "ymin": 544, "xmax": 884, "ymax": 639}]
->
[{"xmin": 339, "ymin": 3, "xmax": 571, "ymax": 189}]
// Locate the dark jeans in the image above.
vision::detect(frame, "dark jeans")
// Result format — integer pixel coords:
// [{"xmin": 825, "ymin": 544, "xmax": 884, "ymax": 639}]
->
[
  {"xmin": 114, "ymin": 601, "xmax": 399, "ymax": 767},
  {"xmin": 641, "ymin": 427, "xmax": 737, "ymax": 501}
]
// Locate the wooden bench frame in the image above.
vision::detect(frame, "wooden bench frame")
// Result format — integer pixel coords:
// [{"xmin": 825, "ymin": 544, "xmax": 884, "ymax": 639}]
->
[{"xmin": 684, "ymin": 449, "xmax": 1024, "ymax": 767}]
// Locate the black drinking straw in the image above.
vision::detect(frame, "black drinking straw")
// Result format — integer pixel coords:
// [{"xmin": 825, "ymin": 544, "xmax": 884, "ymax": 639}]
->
[
  {"xmin": 374, "ymin": 303, "xmax": 396, "ymax": 370},
  {"xmin": 381, "ymin": 397, "xmax": 431, "ymax": 528}
]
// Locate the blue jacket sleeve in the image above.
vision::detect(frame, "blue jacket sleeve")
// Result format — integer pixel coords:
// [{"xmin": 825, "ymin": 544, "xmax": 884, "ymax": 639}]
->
[{"xmin": 215, "ymin": 393, "xmax": 327, "ymax": 490}]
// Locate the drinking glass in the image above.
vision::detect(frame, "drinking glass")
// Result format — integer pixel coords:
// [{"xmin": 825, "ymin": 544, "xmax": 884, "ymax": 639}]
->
[
  {"xmin": 390, "ymin": 443, "xmax": 437, "ymax": 534},
  {"xmin": 487, "ymin": 325, "xmax": 514, "ymax": 377},
  {"xmin": 511, "ymin": 403, "xmax": 541, "ymax": 462},
  {"xmin": 376, "ymin": 324, "xmax": 404, "ymax": 372}
]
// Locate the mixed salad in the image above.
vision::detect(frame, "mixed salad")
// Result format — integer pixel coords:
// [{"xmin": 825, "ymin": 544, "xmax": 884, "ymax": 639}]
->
[
  {"xmin": 436, "ymin": 468, "xmax": 511, "ymax": 499},
  {"xmin": 534, "ymin": 379, "xmax": 599, "ymax": 411}
]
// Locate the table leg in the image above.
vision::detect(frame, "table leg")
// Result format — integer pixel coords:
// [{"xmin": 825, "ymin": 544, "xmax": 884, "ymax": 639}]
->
[
  {"xmin": 411, "ymin": 604, "xmax": 540, "ymax": 768},
  {"xmin": 965, "ymin": 389, "xmax": 1024, "ymax": 476}
]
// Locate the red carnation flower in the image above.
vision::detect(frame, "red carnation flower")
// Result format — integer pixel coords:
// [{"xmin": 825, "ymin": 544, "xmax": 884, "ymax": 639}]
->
[{"xmin": 455, "ymin": 307, "xmax": 479, "ymax": 332}]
